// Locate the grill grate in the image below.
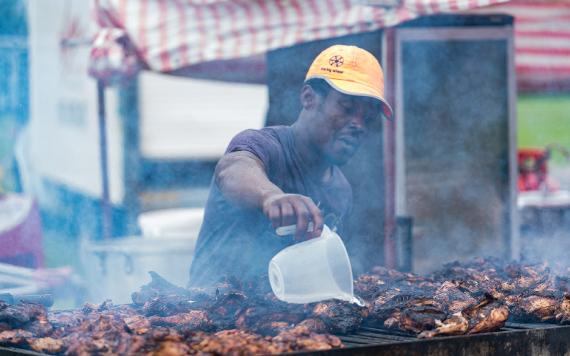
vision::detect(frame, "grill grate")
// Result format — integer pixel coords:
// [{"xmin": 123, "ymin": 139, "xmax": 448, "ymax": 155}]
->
[{"xmin": 339, "ymin": 326, "xmax": 417, "ymax": 346}]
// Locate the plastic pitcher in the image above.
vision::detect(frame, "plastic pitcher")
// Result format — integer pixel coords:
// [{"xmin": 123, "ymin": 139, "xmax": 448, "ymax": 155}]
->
[{"xmin": 268, "ymin": 225, "xmax": 359, "ymax": 305}]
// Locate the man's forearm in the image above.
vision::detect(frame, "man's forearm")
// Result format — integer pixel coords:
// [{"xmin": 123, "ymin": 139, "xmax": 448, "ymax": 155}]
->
[
  {"xmin": 215, "ymin": 151, "xmax": 282, "ymax": 210},
  {"xmin": 215, "ymin": 151, "xmax": 324, "ymax": 239}
]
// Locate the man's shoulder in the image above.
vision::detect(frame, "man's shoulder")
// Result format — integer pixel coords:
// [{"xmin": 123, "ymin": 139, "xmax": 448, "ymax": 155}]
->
[
  {"xmin": 235, "ymin": 126, "xmax": 289, "ymax": 140},
  {"xmin": 227, "ymin": 126, "xmax": 290, "ymax": 154},
  {"xmin": 225, "ymin": 126, "xmax": 291, "ymax": 169}
]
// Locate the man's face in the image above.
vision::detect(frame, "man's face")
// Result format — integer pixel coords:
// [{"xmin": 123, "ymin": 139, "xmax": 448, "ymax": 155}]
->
[{"xmin": 309, "ymin": 89, "xmax": 381, "ymax": 165}]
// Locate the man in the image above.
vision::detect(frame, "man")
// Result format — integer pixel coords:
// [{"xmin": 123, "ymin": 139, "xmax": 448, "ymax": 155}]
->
[{"xmin": 189, "ymin": 45, "xmax": 393, "ymax": 288}]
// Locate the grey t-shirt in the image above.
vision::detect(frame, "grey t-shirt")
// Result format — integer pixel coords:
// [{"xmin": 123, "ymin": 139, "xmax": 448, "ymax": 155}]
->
[{"xmin": 188, "ymin": 126, "xmax": 352, "ymax": 288}]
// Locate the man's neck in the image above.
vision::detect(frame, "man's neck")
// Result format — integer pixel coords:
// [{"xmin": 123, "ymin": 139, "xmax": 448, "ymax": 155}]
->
[{"xmin": 291, "ymin": 122, "xmax": 333, "ymax": 182}]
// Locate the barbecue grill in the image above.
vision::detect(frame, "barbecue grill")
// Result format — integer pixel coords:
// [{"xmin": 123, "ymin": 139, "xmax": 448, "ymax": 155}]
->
[
  {"xmin": 330, "ymin": 323, "xmax": 570, "ymax": 355},
  {"xmin": 1, "ymin": 322, "xmax": 569, "ymax": 356}
]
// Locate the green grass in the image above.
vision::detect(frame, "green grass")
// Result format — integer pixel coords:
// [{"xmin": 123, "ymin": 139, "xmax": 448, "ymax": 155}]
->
[{"xmin": 517, "ymin": 94, "xmax": 570, "ymax": 165}]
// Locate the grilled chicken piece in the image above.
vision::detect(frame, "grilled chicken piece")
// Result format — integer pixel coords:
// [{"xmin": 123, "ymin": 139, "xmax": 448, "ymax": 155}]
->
[
  {"xmin": 435, "ymin": 265, "xmax": 506, "ymax": 298},
  {"xmin": 206, "ymin": 291, "xmax": 249, "ymax": 330},
  {"xmin": 418, "ymin": 312, "xmax": 469, "ymax": 338},
  {"xmin": 370, "ymin": 286, "xmax": 432, "ymax": 324},
  {"xmin": 377, "ymin": 294, "xmax": 444, "ymax": 330},
  {"xmin": 274, "ymin": 326, "xmax": 343, "ymax": 351},
  {"xmin": 513, "ymin": 295, "xmax": 559, "ymax": 322},
  {"xmin": 141, "ymin": 294, "xmax": 197, "ymax": 317},
  {"xmin": 368, "ymin": 267, "xmax": 436, "ymax": 288},
  {"xmin": 462, "ymin": 295, "xmax": 509, "ymax": 334},
  {"xmin": 235, "ymin": 304, "xmax": 305, "ymax": 335},
  {"xmin": 0, "ymin": 302, "xmax": 46, "ymax": 328},
  {"xmin": 468, "ymin": 306, "xmax": 509, "ymax": 334},
  {"xmin": 145, "ymin": 326, "xmax": 184, "ymax": 341},
  {"xmin": 383, "ymin": 310, "xmax": 401, "ymax": 329},
  {"xmin": 26, "ymin": 313, "xmax": 53, "ymax": 337},
  {"xmin": 370, "ymin": 266, "xmax": 410, "ymax": 280},
  {"xmin": 396, "ymin": 303, "xmax": 447, "ymax": 334},
  {"xmin": 420, "ymin": 293, "xmax": 508, "ymax": 337},
  {"xmin": 0, "ymin": 329, "xmax": 33, "ymax": 345},
  {"xmin": 504, "ymin": 263, "xmax": 553, "ymax": 293},
  {"xmin": 83, "ymin": 299, "xmax": 111, "ymax": 312},
  {"xmin": 63, "ymin": 314, "xmax": 147, "ymax": 355},
  {"xmin": 124, "ymin": 315, "xmax": 151, "ymax": 334},
  {"xmin": 505, "ymin": 263, "xmax": 549, "ymax": 279},
  {"xmin": 293, "ymin": 318, "xmax": 328, "ymax": 334},
  {"xmin": 311, "ymin": 300, "xmax": 367, "ymax": 334},
  {"xmin": 150, "ymin": 310, "xmax": 213, "ymax": 332},
  {"xmin": 434, "ymin": 281, "xmax": 477, "ymax": 313},
  {"xmin": 48, "ymin": 310, "xmax": 86, "ymax": 332},
  {"xmin": 191, "ymin": 329, "xmax": 283, "ymax": 355},
  {"xmin": 556, "ymin": 295, "xmax": 570, "ymax": 324},
  {"xmin": 29, "ymin": 337, "xmax": 64, "ymax": 354},
  {"xmin": 148, "ymin": 340, "xmax": 191, "ymax": 356},
  {"xmin": 354, "ymin": 274, "xmax": 387, "ymax": 300},
  {"xmin": 514, "ymin": 275, "xmax": 550, "ymax": 292}
]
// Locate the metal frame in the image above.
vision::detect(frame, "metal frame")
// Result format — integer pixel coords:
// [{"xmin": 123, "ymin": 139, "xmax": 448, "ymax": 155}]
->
[
  {"xmin": 392, "ymin": 25, "xmax": 519, "ymax": 262},
  {"xmin": 506, "ymin": 26, "xmax": 520, "ymax": 260},
  {"xmin": 97, "ymin": 81, "xmax": 112, "ymax": 240},
  {"xmin": 382, "ymin": 29, "xmax": 397, "ymax": 269},
  {"xmin": 321, "ymin": 324, "xmax": 570, "ymax": 355}
]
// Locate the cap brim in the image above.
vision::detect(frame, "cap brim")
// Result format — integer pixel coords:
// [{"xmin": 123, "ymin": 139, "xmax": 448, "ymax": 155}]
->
[{"xmin": 309, "ymin": 75, "xmax": 394, "ymax": 120}]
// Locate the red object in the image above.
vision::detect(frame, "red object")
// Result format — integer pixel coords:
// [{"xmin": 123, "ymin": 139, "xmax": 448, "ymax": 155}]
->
[
  {"xmin": 0, "ymin": 195, "xmax": 44, "ymax": 268},
  {"xmin": 518, "ymin": 148, "xmax": 551, "ymax": 192}
]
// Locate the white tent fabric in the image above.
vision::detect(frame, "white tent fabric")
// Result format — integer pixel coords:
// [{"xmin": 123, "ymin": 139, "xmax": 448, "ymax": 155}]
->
[{"xmin": 89, "ymin": 0, "xmax": 508, "ymax": 84}]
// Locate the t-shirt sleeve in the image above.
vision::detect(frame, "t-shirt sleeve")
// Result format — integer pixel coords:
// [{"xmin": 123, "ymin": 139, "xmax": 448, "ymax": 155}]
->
[{"xmin": 225, "ymin": 129, "xmax": 280, "ymax": 173}]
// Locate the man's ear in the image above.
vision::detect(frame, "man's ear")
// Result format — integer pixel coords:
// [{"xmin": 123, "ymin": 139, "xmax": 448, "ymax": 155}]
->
[{"xmin": 300, "ymin": 84, "xmax": 318, "ymax": 110}]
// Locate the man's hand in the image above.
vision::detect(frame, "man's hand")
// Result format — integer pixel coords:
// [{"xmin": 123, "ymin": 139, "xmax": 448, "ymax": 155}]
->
[{"xmin": 262, "ymin": 193, "xmax": 324, "ymax": 241}]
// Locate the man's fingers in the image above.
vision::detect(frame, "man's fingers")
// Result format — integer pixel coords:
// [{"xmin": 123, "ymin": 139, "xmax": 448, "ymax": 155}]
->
[
  {"xmin": 281, "ymin": 202, "xmax": 295, "ymax": 227},
  {"xmin": 303, "ymin": 197, "xmax": 324, "ymax": 238},
  {"xmin": 267, "ymin": 204, "xmax": 282, "ymax": 228},
  {"xmin": 266, "ymin": 194, "xmax": 326, "ymax": 240},
  {"xmin": 291, "ymin": 200, "xmax": 311, "ymax": 241}
]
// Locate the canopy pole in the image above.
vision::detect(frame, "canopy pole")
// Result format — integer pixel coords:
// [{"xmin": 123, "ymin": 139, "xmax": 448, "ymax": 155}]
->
[
  {"xmin": 383, "ymin": 28, "xmax": 397, "ymax": 269},
  {"xmin": 97, "ymin": 80, "xmax": 112, "ymax": 240}
]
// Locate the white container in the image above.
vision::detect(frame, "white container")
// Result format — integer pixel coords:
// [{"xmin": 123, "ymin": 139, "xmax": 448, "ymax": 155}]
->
[
  {"xmin": 268, "ymin": 225, "xmax": 358, "ymax": 304},
  {"xmin": 138, "ymin": 208, "xmax": 204, "ymax": 239},
  {"xmin": 81, "ymin": 236, "xmax": 194, "ymax": 304}
]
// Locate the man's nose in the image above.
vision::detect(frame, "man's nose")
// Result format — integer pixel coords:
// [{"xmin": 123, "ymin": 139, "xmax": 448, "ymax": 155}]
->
[{"xmin": 348, "ymin": 112, "xmax": 366, "ymax": 131}]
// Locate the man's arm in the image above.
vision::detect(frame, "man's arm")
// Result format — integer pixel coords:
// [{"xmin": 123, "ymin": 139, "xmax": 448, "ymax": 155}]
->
[{"xmin": 215, "ymin": 151, "xmax": 323, "ymax": 240}]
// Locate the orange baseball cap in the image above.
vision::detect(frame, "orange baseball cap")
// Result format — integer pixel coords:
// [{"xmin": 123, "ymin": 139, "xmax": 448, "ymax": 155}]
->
[{"xmin": 305, "ymin": 45, "xmax": 393, "ymax": 119}]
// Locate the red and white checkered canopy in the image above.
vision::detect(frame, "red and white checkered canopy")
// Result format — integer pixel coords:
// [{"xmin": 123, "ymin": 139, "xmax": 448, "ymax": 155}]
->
[
  {"xmin": 473, "ymin": 0, "xmax": 570, "ymax": 91},
  {"xmin": 89, "ymin": 0, "xmax": 570, "ymax": 90}
]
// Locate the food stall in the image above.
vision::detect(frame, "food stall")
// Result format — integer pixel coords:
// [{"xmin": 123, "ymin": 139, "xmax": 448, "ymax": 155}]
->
[{"xmin": 85, "ymin": 0, "xmax": 520, "ymax": 274}]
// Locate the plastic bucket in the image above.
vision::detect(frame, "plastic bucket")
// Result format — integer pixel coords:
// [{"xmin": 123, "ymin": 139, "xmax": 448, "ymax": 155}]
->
[
  {"xmin": 81, "ymin": 236, "xmax": 194, "ymax": 304},
  {"xmin": 138, "ymin": 208, "xmax": 204, "ymax": 239},
  {"xmin": 268, "ymin": 225, "xmax": 357, "ymax": 304}
]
